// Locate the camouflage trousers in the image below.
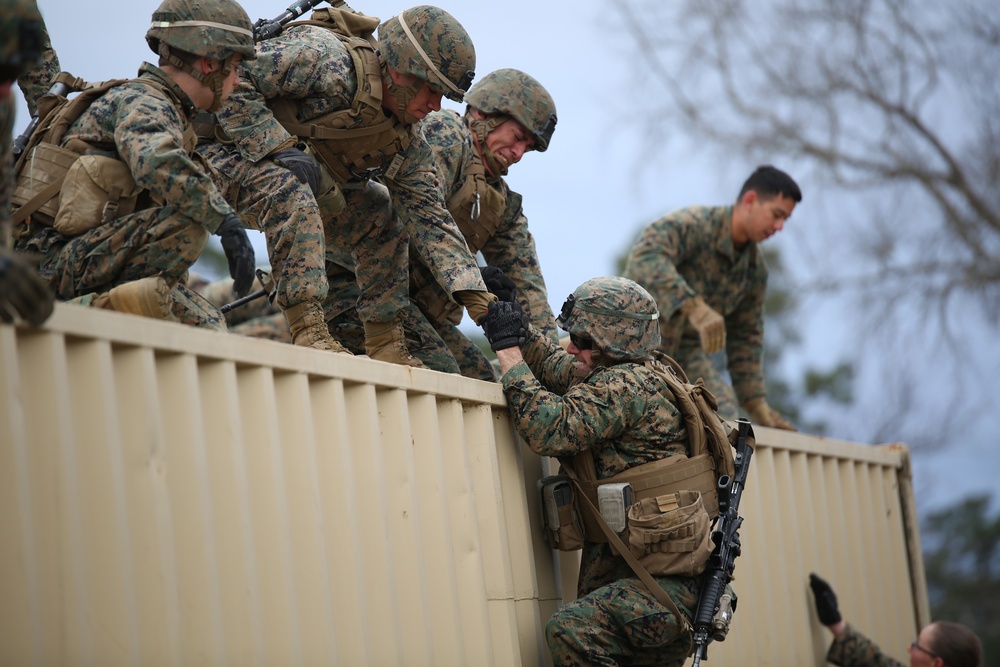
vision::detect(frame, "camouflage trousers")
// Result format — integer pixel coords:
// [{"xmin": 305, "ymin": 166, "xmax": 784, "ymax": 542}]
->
[
  {"xmin": 321, "ymin": 180, "xmax": 410, "ymax": 325},
  {"xmin": 197, "ymin": 142, "xmax": 327, "ymax": 312},
  {"xmin": 27, "ymin": 207, "xmax": 223, "ymax": 329},
  {"xmin": 40, "ymin": 206, "xmax": 207, "ymax": 298},
  {"xmin": 325, "ymin": 262, "xmax": 496, "ymax": 379},
  {"xmin": 672, "ymin": 342, "xmax": 739, "ymax": 421},
  {"xmin": 546, "ymin": 576, "xmax": 699, "ymax": 667}
]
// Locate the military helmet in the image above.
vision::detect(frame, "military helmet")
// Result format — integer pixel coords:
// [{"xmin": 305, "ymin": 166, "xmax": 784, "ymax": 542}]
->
[
  {"xmin": 556, "ymin": 277, "xmax": 661, "ymax": 360},
  {"xmin": 0, "ymin": 0, "xmax": 43, "ymax": 79},
  {"xmin": 465, "ymin": 69, "xmax": 557, "ymax": 152},
  {"xmin": 146, "ymin": 0, "xmax": 256, "ymax": 62},
  {"xmin": 378, "ymin": 5, "xmax": 475, "ymax": 103}
]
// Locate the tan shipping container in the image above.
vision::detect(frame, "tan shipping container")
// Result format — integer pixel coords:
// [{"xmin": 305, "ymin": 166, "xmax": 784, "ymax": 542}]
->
[{"xmin": 1, "ymin": 306, "xmax": 927, "ymax": 665}]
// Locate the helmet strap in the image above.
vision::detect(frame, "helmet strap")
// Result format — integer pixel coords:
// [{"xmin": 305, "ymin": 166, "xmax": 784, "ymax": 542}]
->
[
  {"xmin": 158, "ymin": 42, "xmax": 234, "ymax": 112},
  {"xmin": 381, "ymin": 61, "xmax": 422, "ymax": 125},
  {"xmin": 466, "ymin": 111, "xmax": 509, "ymax": 177}
]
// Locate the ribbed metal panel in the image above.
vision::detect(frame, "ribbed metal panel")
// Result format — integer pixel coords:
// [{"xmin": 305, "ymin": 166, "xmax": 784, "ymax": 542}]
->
[{"xmin": 1, "ymin": 306, "xmax": 925, "ymax": 666}]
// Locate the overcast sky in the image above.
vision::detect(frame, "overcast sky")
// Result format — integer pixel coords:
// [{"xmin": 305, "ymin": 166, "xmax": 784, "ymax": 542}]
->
[{"xmin": 18, "ymin": 0, "xmax": 997, "ymax": 514}]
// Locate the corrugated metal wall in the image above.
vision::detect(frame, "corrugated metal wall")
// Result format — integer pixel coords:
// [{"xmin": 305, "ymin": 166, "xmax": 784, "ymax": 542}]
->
[{"xmin": 0, "ymin": 306, "xmax": 926, "ymax": 666}]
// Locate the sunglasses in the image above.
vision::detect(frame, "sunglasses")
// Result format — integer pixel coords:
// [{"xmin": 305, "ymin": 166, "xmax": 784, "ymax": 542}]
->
[
  {"xmin": 909, "ymin": 641, "xmax": 938, "ymax": 660},
  {"xmin": 569, "ymin": 332, "xmax": 592, "ymax": 350}
]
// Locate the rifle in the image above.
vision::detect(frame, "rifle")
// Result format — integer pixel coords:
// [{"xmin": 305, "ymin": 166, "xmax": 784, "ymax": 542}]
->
[
  {"xmin": 12, "ymin": 78, "xmax": 73, "ymax": 160},
  {"xmin": 253, "ymin": 0, "xmax": 329, "ymax": 42},
  {"xmin": 691, "ymin": 417, "xmax": 754, "ymax": 666},
  {"xmin": 219, "ymin": 269, "xmax": 273, "ymax": 314}
]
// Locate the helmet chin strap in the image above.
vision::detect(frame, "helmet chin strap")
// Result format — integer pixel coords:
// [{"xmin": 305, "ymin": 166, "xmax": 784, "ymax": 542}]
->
[
  {"xmin": 382, "ymin": 62, "xmax": 423, "ymax": 125},
  {"xmin": 466, "ymin": 111, "xmax": 509, "ymax": 177},
  {"xmin": 158, "ymin": 42, "xmax": 235, "ymax": 112}
]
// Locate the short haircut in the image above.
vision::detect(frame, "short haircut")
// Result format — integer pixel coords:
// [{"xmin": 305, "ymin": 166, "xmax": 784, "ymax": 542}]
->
[
  {"xmin": 737, "ymin": 165, "xmax": 802, "ymax": 204},
  {"xmin": 929, "ymin": 621, "xmax": 982, "ymax": 667}
]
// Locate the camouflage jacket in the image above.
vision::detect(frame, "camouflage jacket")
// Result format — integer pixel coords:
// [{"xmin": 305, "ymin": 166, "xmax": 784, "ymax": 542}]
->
[
  {"xmin": 414, "ymin": 110, "xmax": 558, "ymax": 339},
  {"xmin": 60, "ymin": 63, "xmax": 233, "ymax": 233},
  {"xmin": 214, "ymin": 24, "xmax": 487, "ymax": 295},
  {"xmin": 502, "ymin": 327, "xmax": 690, "ymax": 595},
  {"xmin": 16, "ymin": 10, "xmax": 60, "ymax": 117},
  {"xmin": 827, "ymin": 624, "xmax": 905, "ymax": 667},
  {"xmin": 623, "ymin": 205, "xmax": 767, "ymax": 403}
]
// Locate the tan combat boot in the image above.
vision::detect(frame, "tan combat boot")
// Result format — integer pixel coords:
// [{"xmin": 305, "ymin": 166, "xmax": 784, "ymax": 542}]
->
[
  {"xmin": 364, "ymin": 318, "xmax": 426, "ymax": 368},
  {"xmin": 91, "ymin": 276, "xmax": 176, "ymax": 321},
  {"xmin": 283, "ymin": 301, "xmax": 352, "ymax": 354}
]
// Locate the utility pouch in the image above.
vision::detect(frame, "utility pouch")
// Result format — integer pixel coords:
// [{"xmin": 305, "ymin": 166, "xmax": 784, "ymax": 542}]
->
[
  {"xmin": 538, "ymin": 474, "xmax": 585, "ymax": 551},
  {"xmin": 54, "ymin": 155, "xmax": 140, "ymax": 235},
  {"xmin": 625, "ymin": 490, "xmax": 714, "ymax": 576},
  {"xmin": 11, "ymin": 142, "xmax": 79, "ymax": 225},
  {"xmin": 597, "ymin": 482, "xmax": 633, "ymax": 534},
  {"xmin": 314, "ymin": 156, "xmax": 347, "ymax": 217}
]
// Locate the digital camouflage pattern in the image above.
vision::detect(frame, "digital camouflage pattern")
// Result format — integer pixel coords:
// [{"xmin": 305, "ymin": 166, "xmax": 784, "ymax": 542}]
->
[
  {"xmin": 378, "ymin": 5, "xmax": 475, "ymax": 102},
  {"xmin": 208, "ymin": 23, "xmax": 426, "ymax": 326},
  {"xmin": 197, "ymin": 140, "xmax": 327, "ymax": 313},
  {"xmin": 323, "ymin": 109, "xmax": 558, "ymax": 379},
  {"xmin": 499, "ymin": 325, "xmax": 697, "ymax": 665},
  {"xmin": 624, "ymin": 205, "xmax": 768, "ymax": 419},
  {"xmin": 145, "ymin": 0, "xmax": 256, "ymax": 62},
  {"xmin": 464, "ymin": 68, "xmax": 557, "ymax": 151},
  {"xmin": 18, "ymin": 64, "xmax": 235, "ymax": 319},
  {"xmin": 556, "ymin": 276, "xmax": 661, "ymax": 361},
  {"xmin": 7, "ymin": 1, "xmax": 61, "ymax": 118},
  {"xmin": 826, "ymin": 623, "xmax": 905, "ymax": 667}
]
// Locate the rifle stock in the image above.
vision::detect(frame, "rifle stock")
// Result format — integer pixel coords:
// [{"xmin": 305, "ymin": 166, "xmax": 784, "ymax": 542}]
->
[
  {"xmin": 12, "ymin": 79, "xmax": 73, "ymax": 160},
  {"xmin": 253, "ymin": 0, "xmax": 328, "ymax": 42},
  {"xmin": 691, "ymin": 417, "xmax": 754, "ymax": 666}
]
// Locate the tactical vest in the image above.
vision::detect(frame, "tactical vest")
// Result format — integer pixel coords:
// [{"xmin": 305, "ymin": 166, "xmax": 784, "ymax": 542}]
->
[
  {"xmin": 566, "ymin": 355, "xmax": 736, "ymax": 543},
  {"xmin": 266, "ymin": 8, "xmax": 413, "ymax": 184},
  {"xmin": 446, "ymin": 123, "xmax": 508, "ymax": 255},
  {"xmin": 410, "ymin": 121, "xmax": 509, "ymax": 325},
  {"xmin": 12, "ymin": 71, "xmax": 196, "ymax": 236}
]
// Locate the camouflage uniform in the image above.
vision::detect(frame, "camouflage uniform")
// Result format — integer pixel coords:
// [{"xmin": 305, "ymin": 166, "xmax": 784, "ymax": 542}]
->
[
  {"xmin": 624, "ymin": 206, "xmax": 766, "ymax": 420},
  {"xmin": 16, "ymin": 6, "xmax": 60, "ymax": 117},
  {"xmin": 826, "ymin": 624, "xmax": 904, "ymax": 667},
  {"xmin": 498, "ymin": 277, "xmax": 699, "ymax": 666},
  {"xmin": 13, "ymin": 0, "xmax": 258, "ymax": 329},
  {"xmin": 327, "ymin": 106, "xmax": 559, "ymax": 379},
  {"xmin": 207, "ymin": 8, "xmax": 480, "ymax": 357},
  {"xmin": 17, "ymin": 63, "xmax": 233, "ymax": 329}
]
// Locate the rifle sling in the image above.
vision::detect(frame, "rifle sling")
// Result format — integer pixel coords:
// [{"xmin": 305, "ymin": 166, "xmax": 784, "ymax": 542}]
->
[{"xmin": 562, "ymin": 462, "xmax": 694, "ymax": 642}]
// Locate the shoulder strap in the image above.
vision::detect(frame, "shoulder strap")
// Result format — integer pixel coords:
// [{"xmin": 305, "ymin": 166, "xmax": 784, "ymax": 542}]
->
[{"xmin": 645, "ymin": 358, "xmax": 735, "ymax": 479}]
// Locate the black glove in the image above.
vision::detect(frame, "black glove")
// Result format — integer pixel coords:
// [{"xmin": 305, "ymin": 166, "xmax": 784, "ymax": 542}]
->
[
  {"xmin": 482, "ymin": 300, "xmax": 527, "ymax": 351},
  {"xmin": 0, "ymin": 250, "xmax": 55, "ymax": 326},
  {"xmin": 809, "ymin": 573, "xmax": 842, "ymax": 625},
  {"xmin": 216, "ymin": 213, "xmax": 255, "ymax": 297},
  {"xmin": 480, "ymin": 265, "xmax": 516, "ymax": 302},
  {"xmin": 272, "ymin": 147, "xmax": 322, "ymax": 196}
]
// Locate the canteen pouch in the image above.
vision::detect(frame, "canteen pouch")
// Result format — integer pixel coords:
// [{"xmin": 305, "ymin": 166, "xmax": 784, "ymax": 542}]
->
[
  {"xmin": 54, "ymin": 154, "xmax": 140, "ymax": 235},
  {"xmin": 626, "ymin": 489, "xmax": 714, "ymax": 576},
  {"xmin": 538, "ymin": 474, "xmax": 585, "ymax": 551}
]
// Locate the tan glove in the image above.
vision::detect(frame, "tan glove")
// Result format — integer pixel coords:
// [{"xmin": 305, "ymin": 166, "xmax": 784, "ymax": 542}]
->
[
  {"xmin": 742, "ymin": 397, "xmax": 796, "ymax": 431},
  {"xmin": 680, "ymin": 296, "xmax": 726, "ymax": 354},
  {"xmin": 454, "ymin": 290, "xmax": 498, "ymax": 325}
]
